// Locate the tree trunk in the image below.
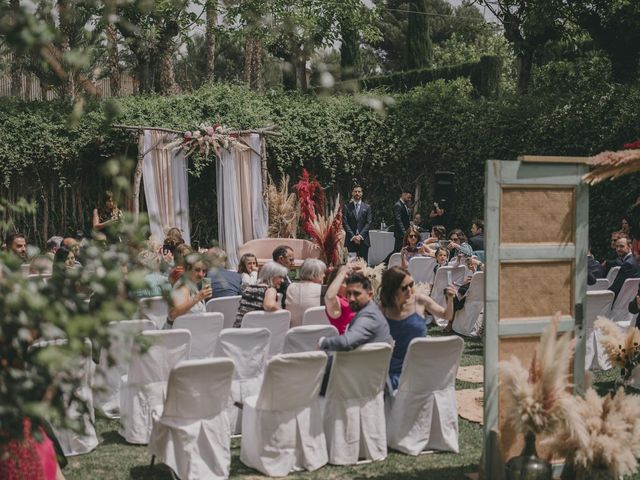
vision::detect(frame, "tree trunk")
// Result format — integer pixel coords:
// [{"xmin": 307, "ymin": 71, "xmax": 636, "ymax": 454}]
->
[
  {"xmin": 205, "ymin": 0, "xmax": 217, "ymax": 82},
  {"xmin": 296, "ymin": 55, "xmax": 307, "ymax": 92},
  {"xmin": 243, "ymin": 36, "xmax": 253, "ymax": 85},
  {"xmin": 106, "ymin": 23, "xmax": 121, "ymax": 96},
  {"xmin": 57, "ymin": 0, "xmax": 75, "ymax": 101},
  {"xmin": 405, "ymin": 0, "xmax": 432, "ymax": 69},
  {"xmin": 516, "ymin": 48, "xmax": 534, "ymax": 94},
  {"xmin": 282, "ymin": 52, "xmax": 297, "ymax": 91},
  {"xmin": 250, "ymin": 38, "xmax": 262, "ymax": 90},
  {"xmin": 9, "ymin": 0, "xmax": 23, "ymax": 97},
  {"xmin": 340, "ymin": 24, "xmax": 361, "ymax": 81},
  {"xmin": 159, "ymin": 49, "xmax": 180, "ymax": 95}
]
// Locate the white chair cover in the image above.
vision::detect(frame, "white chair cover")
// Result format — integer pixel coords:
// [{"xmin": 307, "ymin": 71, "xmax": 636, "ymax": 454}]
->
[
  {"xmin": 34, "ymin": 339, "xmax": 99, "ymax": 456},
  {"xmin": 408, "ymin": 256, "xmax": 437, "ymax": 285},
  {"xmin": 452, "ymin": 272, "xmax": 484, "ymax": 337},
  {"xmin": 138, "ymin": 296, "xmax": 169, "ymax": 329},
  {"xmin": 205, "ymin": 296, "xmax": 242, "ymax": 329},
  {"xmin": 606, "ymin": 266, "xmax": 621, "ymax": 285},
  {"xmin": 430, "ymin": 266, "xmax": 466, "ymax": 326},
  {"xmin": 241, "ymin": 310, "xmax": 291, "ymax": 356},
  {"xmin": 283, "ymin": 325, "xmax": 339, "ymax": 354},
  {"xmin": 368, "ymin": 230, "xmax": 395, "ymax": 266},
  {"xmin": 173, "ymin": 312, "xmax": 224, "ymax": 359},
  {"xmin": 214, "ymin": 328, "xmax": 271, "ymax": 434},
  {"xmin": 148, "ymin": 358, "xmax": 235, "ymax": 480},
  {"xmin": 302, "ymin": 306, "xmax": 331, "ymax": 326},
  {"xmin": 587, "ymin": 278, "xmax": 610, "ymax": 291},
  {"xmin": 386, "ymin": 336, "xmax": 464, "ymax": 455},
  {"xmin": 324, "ymin": 343, "xmax": 392, "ymax": 465},
  {"xmin": 585, "ymin": 291, "xmax": 614, "ymax": 371},
  {"xmin": 119, "ymin": 329, "xmax": 191, "ymax": 444},
  {"xmin": 240, "ymin": 352, "xmax": 328, "ymax": 476},
  {"xmin": 610, "ymin": 278, "xmax": 640, "ymax": 327},
  {"xmin": 94, "ymin": 319, "xmax": 156, "ymax": 419},
  {"xmin": 388, "ymin": 253, "xmax": 402, "ymax": 268}
]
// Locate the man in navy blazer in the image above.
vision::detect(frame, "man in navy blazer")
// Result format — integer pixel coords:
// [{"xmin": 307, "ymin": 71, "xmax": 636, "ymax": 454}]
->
[
  {"xmin": 343, "ymin": 185, "xmax": 373, "ymax": 262},
  {"xmin": 609, "ymin": 237, "xmax": 640, "ymax": 300},
  {"xmin": 392, "ymin": 189, "xmax": 412, "ymax": 253}
]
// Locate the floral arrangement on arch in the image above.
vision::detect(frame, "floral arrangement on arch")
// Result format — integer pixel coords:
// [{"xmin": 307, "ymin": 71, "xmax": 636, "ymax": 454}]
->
[
  {"xmin": 167, "ymin": 123, "xmax": 249, "ymax": 158},
  {"xmin": 294, "ymin": 169, "xmax": 343, "ymax": 267}
]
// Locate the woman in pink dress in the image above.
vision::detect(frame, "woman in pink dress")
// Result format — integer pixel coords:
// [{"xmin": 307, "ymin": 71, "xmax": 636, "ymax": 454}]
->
[{"xmin": 324, "ymin": 264, "xmax": 356, "ymax": 334}]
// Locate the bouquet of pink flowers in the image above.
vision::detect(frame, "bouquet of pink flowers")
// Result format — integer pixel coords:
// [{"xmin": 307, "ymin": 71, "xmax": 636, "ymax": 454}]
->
[{"xmin": 168, "ymin": 123, "xmax": 249, "ymax": 158}]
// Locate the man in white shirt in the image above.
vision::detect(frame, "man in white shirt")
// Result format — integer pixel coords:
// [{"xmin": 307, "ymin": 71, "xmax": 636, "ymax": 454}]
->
[{"xmin": 343, "ymin": 185, "xmax": 373, "ymax": 262}]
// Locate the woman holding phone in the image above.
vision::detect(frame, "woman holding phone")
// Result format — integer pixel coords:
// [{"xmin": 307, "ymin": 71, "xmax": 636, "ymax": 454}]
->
[{"xmin": 164, "ymin": 254, "xmax": 212, "ymax": 328}]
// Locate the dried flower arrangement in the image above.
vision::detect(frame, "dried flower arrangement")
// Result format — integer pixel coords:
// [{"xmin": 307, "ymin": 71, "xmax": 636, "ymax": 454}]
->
[
  {"xmin": 546, "ymin": 387, "xmax": 640, "ymax": 479},
  {"xmin": 594, "ymin": 316, "xmax": 640, "ymax": 383},
  {"xmin": 583, "ymin": 139, "xmax": 640, "ymax": 185},
  {"xmin": 499, "ymin": 314, "xmax": 583, "ymax": 437},
  {"xmin": 267, "ymin": 175, "xmax": 298, "ymax": 238},
  {"xmin": 166, "ymin": 123, "xmax": 249, "ymax": 158}
]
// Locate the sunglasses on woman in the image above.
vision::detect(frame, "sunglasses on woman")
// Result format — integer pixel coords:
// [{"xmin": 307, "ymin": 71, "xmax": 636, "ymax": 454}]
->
[
  {"xmin": 408, "ymin": 234, "xmax": 418, "ymax": 239},
  {"xmin": 401, "ymin": 281, "xmax": 415, "ymax": 292}
]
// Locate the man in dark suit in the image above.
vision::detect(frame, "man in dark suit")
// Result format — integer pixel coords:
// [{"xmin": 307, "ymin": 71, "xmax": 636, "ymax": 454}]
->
[
  {"xmin": 343, "ymin": 185, "xmax": 373, "ymax": 262},
  {"xmin": 468, "ymin": 219, "xmax": 484, "ymax": 251},
  {"xmin": 273, "ymin": 245, "xmax": 295, "ymax": 307},
  {"xmin": 392, "ymin": 189, "xmax": 412, "ymax": 253},
  {"xmin": 587, "ymin": 247, "xmax": 604, "ymax": 285},
  {"xmin": 609, "ymin": 237, "xmax": 640, "ymax": 300}
]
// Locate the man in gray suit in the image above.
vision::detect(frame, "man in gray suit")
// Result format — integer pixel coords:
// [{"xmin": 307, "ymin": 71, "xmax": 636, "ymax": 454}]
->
[{"xmin": 319, "ymin": 272, "xmax": 392, "ymax": 351}]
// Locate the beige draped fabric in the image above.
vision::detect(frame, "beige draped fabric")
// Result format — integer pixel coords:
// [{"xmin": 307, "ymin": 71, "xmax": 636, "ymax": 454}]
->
[{"xmin": 142, "ymin": 130, "xmax": 191, "ymax": 244}]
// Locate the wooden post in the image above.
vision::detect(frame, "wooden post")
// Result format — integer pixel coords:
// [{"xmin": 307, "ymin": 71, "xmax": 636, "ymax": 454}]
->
[
  {"xmin": 261, "ymin": 136, "xmax": 268, "ymax": 203},
  {"xmin": 132, "ymin": 130, "xmax": 144, "ymax": 222}
]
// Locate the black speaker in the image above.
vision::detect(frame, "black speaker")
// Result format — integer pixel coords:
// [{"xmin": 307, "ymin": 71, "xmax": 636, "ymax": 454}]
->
[{"xmin": 433, "ymin": 171, "xmax": 455, "ymax": 210}]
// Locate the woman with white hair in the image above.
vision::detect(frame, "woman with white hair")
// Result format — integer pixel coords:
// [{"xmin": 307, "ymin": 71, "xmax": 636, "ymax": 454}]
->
[
  {"xmin": 234, "ymin": 261, "xmax": 288, "ymax": 328},
  {"xmin": 285, "ymin": 258, "xmax": 326, "ymax": 327}
]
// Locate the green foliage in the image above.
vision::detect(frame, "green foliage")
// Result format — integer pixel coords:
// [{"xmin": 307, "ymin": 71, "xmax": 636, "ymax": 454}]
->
[
  {"xmin": 405, "ymin": 0, "xmax": 433, "ymax": 69},
  {"xmin": 1, "ymin": 82, "xmax": 640, "ymax": 257}
]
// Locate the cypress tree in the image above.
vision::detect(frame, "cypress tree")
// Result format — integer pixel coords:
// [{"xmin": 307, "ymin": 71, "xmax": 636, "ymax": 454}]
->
[{"xmin": 405, "ymin": 0, "xmax": 433, "ymax": 69}]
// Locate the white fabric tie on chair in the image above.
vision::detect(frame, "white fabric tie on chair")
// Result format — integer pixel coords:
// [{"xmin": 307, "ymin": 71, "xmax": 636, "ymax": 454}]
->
[
  {"xmin": 148, "ymin": 358, "xmax": 235, "ymax": 480},
  {"xmin": 585, "ymin": 290, "xmax": 614, "ymax": 371},
  {"xmin": 386, "ymin": 336, "xmax": 464, "ymax": 455}
]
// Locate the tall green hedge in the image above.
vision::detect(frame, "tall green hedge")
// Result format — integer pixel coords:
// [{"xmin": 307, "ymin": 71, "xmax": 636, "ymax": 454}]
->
[{"xmin": 1, "ymin": 81, "xmax": 639, "ymax": 258}]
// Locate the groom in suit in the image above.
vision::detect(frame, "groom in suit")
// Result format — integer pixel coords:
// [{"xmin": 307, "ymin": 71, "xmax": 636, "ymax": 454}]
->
[
  {"xmin": 343, "ymin": 185, "xmax": 372, "ymax": 262},
  {"xmin": 392, "ymin": 189, "xmax": 412, "ymax": 253}
]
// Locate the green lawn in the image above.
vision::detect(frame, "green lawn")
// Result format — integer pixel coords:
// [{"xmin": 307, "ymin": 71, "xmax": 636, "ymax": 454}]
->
[{"xmin": 63, "ymin": 333, "xmax": 631, "ymax": 479}]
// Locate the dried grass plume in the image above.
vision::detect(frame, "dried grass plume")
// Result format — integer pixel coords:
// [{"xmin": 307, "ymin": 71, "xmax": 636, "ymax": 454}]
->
[{"xmin": 267, "ymin": 174, "xmax": 298, "ymax": 238}]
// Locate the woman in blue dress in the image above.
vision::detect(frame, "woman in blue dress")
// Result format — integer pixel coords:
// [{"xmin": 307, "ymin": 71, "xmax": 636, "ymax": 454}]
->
[{"xmin": 380, "ymin": 266, "xmax": 456, "ymax": 390}]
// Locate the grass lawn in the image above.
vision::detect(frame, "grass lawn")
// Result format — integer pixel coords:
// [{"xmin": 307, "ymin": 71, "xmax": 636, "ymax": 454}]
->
[{"xmin": 64, "ymin": 332, "xmax": 634, "ymax": 479}]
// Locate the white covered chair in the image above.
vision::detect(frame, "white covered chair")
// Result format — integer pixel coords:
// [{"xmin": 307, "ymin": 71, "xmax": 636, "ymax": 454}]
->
[
  {"xmin": 173, "ymin": 312, "xmax": 224, "ymax": 359},
  {"xmin": 283, "ymin": 325, "xmax": 339, "ymax": 354},
  {"xmin": 148, "ymin": 358, "xmax": 235, "ymax": 480},
  {"xmin": 206, "ymin": 296, "xmax": 242, "ymax": 329},
  {"xmin": 585, "ymin": 290, "xmax": 615, "ymax": 371},
  {"xmin": 94, "ymin": 319, "xmax": 156, "ymax": 419},
  {"xmin": 606, "ymin": 266, "xmax": 621, "ymax": 286},
  {"xmin": 240, "ymin": 352, "xmax": 328, "ymax": 476},
  {"xmin": 386, "ymin": 336, "xmax": 464, "ymax": 455},
  {"xmin": 241, "ymin": 310, "xmax": 291, "ymax": 356},
  {"xmin": 408, "ymin": 256, "xmax": 437, "ymax": 285},
  {"xmin": 388, "ymin": 253, "xmax": 402, "ymax": 268},
  {"xmin": 324, "ymin": 343, "xmax": 392, "ymax": 465},
  {"xmin": 302, "ymin": 306, "xmax": 331, "ymax": 326},
  {"xmin": 119, "ymin": 329, "xmax": 191, "ymax": 444},
  {"xmin": 452, "ymin": 272, "xmax": 484, "ymax": 337},
  {"xmin": 430, "ymin": 266, "xmax": 466, "ymax": 326},
  {"xmin": 587, "ymin": 278, "xmax": 610, "ymax": 291},
  {"xmin": 609, "ymin": 278, "xmax": 640, "ymax": 327},
  {"xmin": 214, "ymin": 328, "xmax": 271, "ymax": 435},
  {"xmin": 138, "ymin": 296, "xmax": 169, "ymax": 329},
  {"xmin": 33, "ymin": 339, "xmax": 99, "ymax": 456}
]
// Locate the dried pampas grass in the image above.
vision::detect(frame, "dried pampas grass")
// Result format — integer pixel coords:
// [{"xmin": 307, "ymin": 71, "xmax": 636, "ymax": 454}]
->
[
  {"xmin": 583, "ymin": 149, "xmax": 640, "ymax": 185},
  {"xmin": 306, "ymin": 196, "xmax": 344, "ymax": 267},
  {"xmin": 547, "ymin": 387, "xmax": 640, "ymax": 478},
  {"xmin": 594, "ymin": 316, "xmax": 640, "ymax": 371},
  {"xmin": 499, "ymin": 313, "xmax": 581, "ymax": 437},
  {"xmin": 267, "ymin": 175, "xmax": 298, "ymax": 238}
]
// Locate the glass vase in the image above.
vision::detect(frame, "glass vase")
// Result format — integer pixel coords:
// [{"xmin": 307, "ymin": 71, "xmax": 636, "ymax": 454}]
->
[{"xmin": 505, "ymin": 431, "xmax": 553, "ymax": 480}]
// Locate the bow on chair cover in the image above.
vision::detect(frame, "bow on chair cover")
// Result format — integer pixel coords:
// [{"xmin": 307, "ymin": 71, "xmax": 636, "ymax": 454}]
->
[
  {"xmin": 142, "ymin": 130, "xmax": 191, "ymax": 245},
  {"xmin": 216, "ymin": 134, "xmax": 268, "ymax": 269}
]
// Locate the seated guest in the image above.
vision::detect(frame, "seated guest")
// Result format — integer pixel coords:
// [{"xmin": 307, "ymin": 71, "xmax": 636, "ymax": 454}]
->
[
  {"xmin": 380, "ymin": 267, "xmax": 455, "ymax": 389},
  {"xmin": 168, "ymin": 244, "xmax": 192, "ymax": 285},
  {"xmin": 468, "ymin": 219, "xmax": 484, "ymax": 251},
  {"xmin": 206, "ymin": 247, "xmax": 242, "ymax": 298},
  {"xmin": 433, "ymin": 247, "xmax": 449, "ymax": 275},
  {"xmin": 423, "ymin": 225, "xmax": 447, "ymax": 253},
  {"xmin": 587, "ymin": 247, "xmax": 604, "ymax": 285},
  {"xmin": 272, "ymin": 245, "xmax": 295, "ymax": 307},
  {"xmin": 286, "ymin": 258, "xmax": 326, "ymax": 327},
  {"xmin": 133, "ymin": 249, "xmax": 170, "ymax": 298},
  {"xmin": 603, "ymin": 230, "xmax": 624, "ymax": 275},
  {"xmin": 29, "ymin": 255, "xmax": 53, "ymax": 275},
  {"xmin": 5, "ymin": 232, "xmax": 27, "ymax": 261},
  {"xmin": 400, "ymin": 226, "xmax": 426, "ymax": 269},
  {"xmin": 45, "ymin": 236, "xmax": 63, "ymax": 260},
  {"xmin": 318, "ymin": 272, "xmax": 393, "ymax": 351},
  {"xmin": 238, "ymin": 253, "xmax": 259, "ymax": 286},
  {"xmin": 234, "ymin": 261, "xmax": 287, "ymax": 328},
  {"xmin": 411, "ymin": 213, "xmax": 427, "ymax": 233},
  {"xmin": 609, "ymin": 236, "xmax": 640, "ymax": 300},
  {"xmin": 165, "ymin": 254, "xmax": 212, "ymax": 328},
  {"xmin": 448, "ymin": 242, "xmax": 474, "ymax": 267},
  {"xmin": 628, "ymin": 287, "xmax": 640, "ymax": 328},
  {"xmin": 324, "ymin": 264, "xmax": 356, "ymax": 334},
  {"xmin": 53, "ymin": 246, "xmax": 77, "ymax": 270}
]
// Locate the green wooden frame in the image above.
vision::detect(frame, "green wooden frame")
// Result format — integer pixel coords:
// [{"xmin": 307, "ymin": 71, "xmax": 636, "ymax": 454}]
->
[{"xmin": 483, "ymin": 160, "xmax": 588, "ymax": 477}]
